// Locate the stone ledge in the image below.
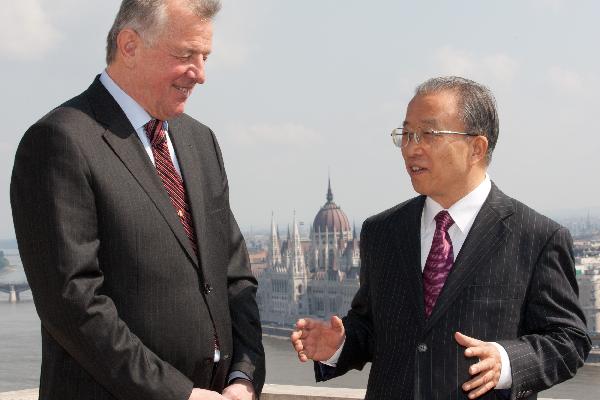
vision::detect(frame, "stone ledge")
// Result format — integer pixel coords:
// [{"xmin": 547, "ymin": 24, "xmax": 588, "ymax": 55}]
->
[
  {"xmin": 0, "ymin": 389, "xmax": 38, "ymax": 400},
  {"xmin": 262, "ymin": 384, "xmax": 366, "ymax": 400},
  {"xmin": 0, "ymin": 386, "xmax": 571, "ymax": 400}
]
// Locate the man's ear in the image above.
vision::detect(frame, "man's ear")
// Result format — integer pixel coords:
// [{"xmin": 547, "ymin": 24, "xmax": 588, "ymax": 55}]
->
[
  {"xmin": 471, "ymin": 135, "xmax": 489, "ymax": 165},
  {"xmin": 116, "ymin": 28, "xmax": 141, "ymax": 68}
]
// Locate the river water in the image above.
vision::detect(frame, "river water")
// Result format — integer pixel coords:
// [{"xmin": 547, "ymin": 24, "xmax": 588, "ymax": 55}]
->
[{"xmin": 1, "ymin": 251, "xmax": 598, "ymax": 399}]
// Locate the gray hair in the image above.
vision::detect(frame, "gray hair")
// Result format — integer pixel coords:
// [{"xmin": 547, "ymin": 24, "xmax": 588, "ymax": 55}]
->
[
  {"xmin": 415, "ymin": 76, "xmax": 499, "ymax": 164},
  {"xmin": 106, "ymin": 0, "xmax": 221, "ymax": 65}
]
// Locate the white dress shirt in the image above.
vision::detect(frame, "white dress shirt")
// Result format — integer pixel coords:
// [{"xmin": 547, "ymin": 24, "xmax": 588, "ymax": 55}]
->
[{"xmin": 324, "ymin": 174, "xmax": 512, "ymax": 389}]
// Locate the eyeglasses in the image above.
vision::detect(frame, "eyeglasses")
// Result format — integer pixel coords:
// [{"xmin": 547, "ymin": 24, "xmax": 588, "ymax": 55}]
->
[{"xmin": 390, "ymin": 128, "xmax": 480, "ymax": 148}]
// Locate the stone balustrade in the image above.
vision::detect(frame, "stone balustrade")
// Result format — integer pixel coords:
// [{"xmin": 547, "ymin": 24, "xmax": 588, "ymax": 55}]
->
[{"xmin": 0, "ymin": 386, "xmax": 568, "ymax": 400}]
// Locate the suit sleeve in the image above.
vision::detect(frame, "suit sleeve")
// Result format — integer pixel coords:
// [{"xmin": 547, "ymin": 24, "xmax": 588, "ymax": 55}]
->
[
  {"xmin": 497, "ymin": 227, "xmax": 591, "ymax": 400},
  {"xmin": 315, "ymin": 220, "xmax": 375, "ymax": 381},
  {"xmin": 210, "ymin": 131, "xmax": 266, "ymax": 395},
  {"xmin": 10, "ymin": 122, "xmax": 194, "ymax": 400}
]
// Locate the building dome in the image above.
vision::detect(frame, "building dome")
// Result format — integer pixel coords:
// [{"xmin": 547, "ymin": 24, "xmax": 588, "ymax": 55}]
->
[{"xmin": 313, "ymin": 179, "xmax": 351, "ymax": 233}]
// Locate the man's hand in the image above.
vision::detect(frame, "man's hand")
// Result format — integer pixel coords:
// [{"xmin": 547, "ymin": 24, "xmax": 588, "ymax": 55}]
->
[
  {"xmin": 455, "ymin": 332, "xmax": 502, "ymax": 399},
  {"xmin": 222, "ymin": 379, "xmax": 255, "ymax": 400},
  {"xmin": 290, "ymin": 316, "xmax": 345, "ymax": 362},
  {"xmin": 188, "ymin": 388, "xmax": 226, "ymax": 400}
]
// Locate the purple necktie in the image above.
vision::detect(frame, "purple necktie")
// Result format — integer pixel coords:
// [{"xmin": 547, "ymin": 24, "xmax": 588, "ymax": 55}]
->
[{"xmin": 423, "ymin": 210, "xmax": 455, "ymax": 318}]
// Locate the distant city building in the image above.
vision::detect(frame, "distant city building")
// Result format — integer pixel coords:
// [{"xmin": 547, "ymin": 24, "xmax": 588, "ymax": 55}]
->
[
  {"xmin": 560, "ymin": 213, "xmax": 600, "ymax": 239},
  {"xmin": 253, "ymin": 179, "xmax": 360, "ymax": 326},
  {"xmin": 574, "ymin": 239, "xmax": 600, "ymax": 258},
  {"xmin": 576, "ymin": 255, "xmax": 600, "ymax": 334}
]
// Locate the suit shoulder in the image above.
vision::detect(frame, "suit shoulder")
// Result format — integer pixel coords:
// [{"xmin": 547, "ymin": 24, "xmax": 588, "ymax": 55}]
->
[
  {"xmin": 502, "ymin": 193, "xmax": 566, "ymax": 238},
  {"xmin": 364, "ymin": 195, "xmax": 423, "ymax": 227},
  {"xmin": 25, "ymin": 91, "xmax": 96, "ymax": 140}
]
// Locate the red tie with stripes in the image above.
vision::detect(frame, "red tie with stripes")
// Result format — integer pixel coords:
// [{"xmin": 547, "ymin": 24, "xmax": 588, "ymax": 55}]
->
[
  {"xmin": 144, "ymin": 120, "xmax": 220, "ymax": 357},
  {"xmin": 144, "ymin": 119, "xmax": 198, "ymax": 255}
]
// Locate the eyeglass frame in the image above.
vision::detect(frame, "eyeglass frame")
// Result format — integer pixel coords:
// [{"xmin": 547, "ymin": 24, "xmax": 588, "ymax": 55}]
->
[{"xmin": 390, "ymin": 127, "xmax": 481, "ymax": 148}]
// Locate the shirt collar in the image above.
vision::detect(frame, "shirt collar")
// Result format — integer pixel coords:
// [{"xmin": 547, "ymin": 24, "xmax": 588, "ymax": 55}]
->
[
  {"xmin": 99, "ymin": 70, "xmax": 153, "ymax": 132},
  {"xmin": 423, "ymin": 174, "xmax": 492, "ymax": 234}
]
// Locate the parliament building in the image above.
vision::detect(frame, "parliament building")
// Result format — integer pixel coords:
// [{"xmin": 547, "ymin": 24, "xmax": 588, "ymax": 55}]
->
[{"xmin": 253, "ymin": 180, "xmax": 361, "ymax": 326}]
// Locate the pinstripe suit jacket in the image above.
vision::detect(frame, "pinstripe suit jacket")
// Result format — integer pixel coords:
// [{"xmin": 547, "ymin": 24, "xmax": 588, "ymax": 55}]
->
[
  {"xmin": 316, "ymin": 184, "xmax": 590, "ymax": 400},
  {"xmin": 11, "ymin": 77, "xmax": 265, "ymax": 400}
]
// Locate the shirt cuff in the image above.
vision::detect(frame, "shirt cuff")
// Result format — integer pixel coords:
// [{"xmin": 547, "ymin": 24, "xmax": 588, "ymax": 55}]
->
[
  {"xmin": 491, "ymin": 342, "xmax": 512, "ymax": 389},
  {"xmin": 227, "ymin": 371, "xmax": 252, "ymax": 385},
  {"xmin": 321, "ymin": 337, "xmax": 346, "ymax": 367}
]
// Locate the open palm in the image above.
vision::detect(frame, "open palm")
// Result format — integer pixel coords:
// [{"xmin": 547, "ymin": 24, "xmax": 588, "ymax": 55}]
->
[{"xmin": 291, "ymin": 316, "xmax": 345, "ymax": 362}]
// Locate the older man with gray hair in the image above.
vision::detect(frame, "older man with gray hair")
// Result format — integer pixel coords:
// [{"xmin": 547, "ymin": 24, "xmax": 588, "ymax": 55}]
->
[{"xmin": 11, "ymin": 1, "xmax": 265, "ymax": 400}]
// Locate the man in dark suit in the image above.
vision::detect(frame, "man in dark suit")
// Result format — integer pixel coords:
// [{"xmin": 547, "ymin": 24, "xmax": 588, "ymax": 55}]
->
[
  {"xmin": 10, "ymin": 1, "xmax": 264, "ymax": 399},
  {"xmin": 291, "ymin": 76, "xmax": 591, "ymax": 399}
]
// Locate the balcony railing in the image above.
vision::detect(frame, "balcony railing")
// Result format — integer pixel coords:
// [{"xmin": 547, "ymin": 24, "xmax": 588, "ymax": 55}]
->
[{"xmin": 0, "ymin": 386, "xmax": 571, "ymax": 400}]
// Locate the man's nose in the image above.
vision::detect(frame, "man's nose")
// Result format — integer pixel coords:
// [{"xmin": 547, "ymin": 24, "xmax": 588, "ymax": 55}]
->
[
  {"xmin": 401, "ymin": 136, "xmax": 424, "ymax": 156},
  {"xmin": 187, "ymin": 57, "xmax": 206, "ymax": 84}
]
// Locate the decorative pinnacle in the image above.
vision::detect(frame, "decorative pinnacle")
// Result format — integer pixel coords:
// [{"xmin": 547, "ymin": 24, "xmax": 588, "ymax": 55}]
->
[{"xmin": 326, "ymin": 175, "xmax": 333, "ymax": 203}]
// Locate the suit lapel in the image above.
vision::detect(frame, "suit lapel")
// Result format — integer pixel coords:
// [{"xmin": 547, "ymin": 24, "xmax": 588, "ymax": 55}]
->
[
  {"xmin": 394, "ymin": 196, "xmax": 426, "ymax": 324},
  {"xmin": 87, "ymin": 77, "xmax": 200, "ymax": 267},
  {"xmin": 424, "ymin": 183, "xmax": 514, "ymax": 333},
  {"xmin": 169, "ymin": 119, "xmax": 229, "ymax": 341},
  {"xmin": 168, "ymin": 118, "xmax": 209, "ymax": 269}
]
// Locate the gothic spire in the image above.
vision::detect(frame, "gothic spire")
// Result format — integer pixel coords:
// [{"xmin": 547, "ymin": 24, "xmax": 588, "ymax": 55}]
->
[
  {"xmin": 269, "ymin": 211, "xmax": 282, "ymax": 265},
  {"xmin": 326, "ymin": 174, "xmax": 334, "ymax": 203},
  {"xmin": 292, "ymin": 211, "xmax": 301, "ymax": 245},
  {"xmin": 291, "ymin": 210, "xmax": 307, "ymax": 275},
  {"xmin": 271, "ymin": 211, "xmax": 276, "ymax": 234}
]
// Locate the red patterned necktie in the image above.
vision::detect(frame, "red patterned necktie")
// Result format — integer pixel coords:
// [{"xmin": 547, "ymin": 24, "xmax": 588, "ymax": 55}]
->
[
  {"xmin": 423, "ymin": 210, "xmax": 455, "ymax": 318},
  {"xmin": 144, "ymin": 119, "xmax": 220, "ymax": 356},
  {"xmin": 144, "ymin": 119, "xmax": 198, "ymax": 255}
]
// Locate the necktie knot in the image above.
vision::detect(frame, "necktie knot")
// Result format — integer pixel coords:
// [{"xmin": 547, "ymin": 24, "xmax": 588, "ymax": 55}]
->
[
  {"xmin": 144, "ymin": 119, "xmax": 166, "ymax": 147},
  {"xmin": 434, "ymin": 210, "xmax": 454, "ymax": 233}
]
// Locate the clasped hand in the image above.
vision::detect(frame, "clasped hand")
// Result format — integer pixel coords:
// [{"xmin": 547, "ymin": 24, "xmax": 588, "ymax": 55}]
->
[{"xmin": 188, "ymin": 380, "xmax": 255, "ymax": 400}]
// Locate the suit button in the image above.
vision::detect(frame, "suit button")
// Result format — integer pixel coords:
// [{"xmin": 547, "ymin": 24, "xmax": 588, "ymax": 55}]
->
[
  {"xmin": 204, "ymin": 283, "xmax": 213, "ymax": 294},
  {"xmin": 417, "ymin": 343, "xmax": 428, "ymax": 352}
]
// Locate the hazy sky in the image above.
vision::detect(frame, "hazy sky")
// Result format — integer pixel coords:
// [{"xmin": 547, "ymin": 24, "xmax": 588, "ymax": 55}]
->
[{"xmin": 1, "ymin": 0, "xmax": 599, "ymax": 238}]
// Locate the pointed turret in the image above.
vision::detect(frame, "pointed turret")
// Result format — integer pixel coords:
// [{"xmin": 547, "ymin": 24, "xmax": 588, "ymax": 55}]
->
[
  {"xmin": 288, "ymin": 212, "xmax": 309, "ymax": 315},
  {"xmin": 268, "ymin": 212, "xmax": 282, "ymax": 266},
  {"xmin": 291, "ymin": 211, "xmax": 304, "ymax": 263}
]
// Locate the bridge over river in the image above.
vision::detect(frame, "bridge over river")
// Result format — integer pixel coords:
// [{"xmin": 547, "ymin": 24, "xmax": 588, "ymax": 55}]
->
[{"xmin": 0, "ymin": 283, "xmax": 30, "ymax": 303}]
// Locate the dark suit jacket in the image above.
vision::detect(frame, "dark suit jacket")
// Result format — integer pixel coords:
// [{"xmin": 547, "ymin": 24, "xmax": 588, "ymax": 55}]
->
[
  {"xmin": 10, "ymin": 77, "xmax": 265, "ymax": 400},
  {"xmin": 316, "ymin": 184, "xmax": 590, "ymax": 400}
]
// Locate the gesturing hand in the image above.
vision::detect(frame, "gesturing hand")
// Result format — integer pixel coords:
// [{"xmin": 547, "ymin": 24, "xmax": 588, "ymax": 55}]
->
[
  {"xmin": 455, "ymin": 332, "xmax": 502, "ymax": 399},
  {"xmin": 290, "ymin": 316, "xmax": 345, "ymax": 362}
]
